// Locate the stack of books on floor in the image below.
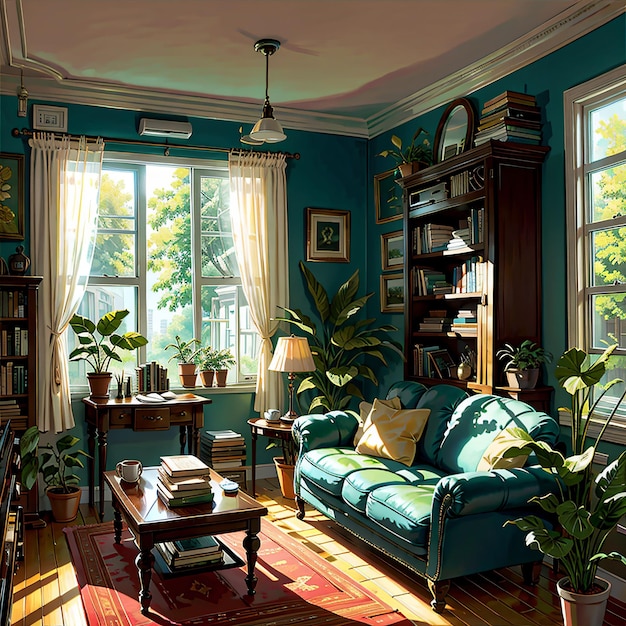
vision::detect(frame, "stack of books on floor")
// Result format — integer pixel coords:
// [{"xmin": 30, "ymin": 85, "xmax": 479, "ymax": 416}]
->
[
  {"xmin": 474, "ymin": 91, "xmax": 542, "ymax": 146},
  {"xmin": 156, "ymin": 534, "xmax": 224, "ymax": 572},
  {"xmin": 157, "ymin": 455, "xmax": 213, "ymax": 507},
  {"xmin": 200, "ymin": 429, "xmax": 247, "ymax": 486}
]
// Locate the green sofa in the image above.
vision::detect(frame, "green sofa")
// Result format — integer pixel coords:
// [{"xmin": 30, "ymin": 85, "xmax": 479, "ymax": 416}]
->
[{"xmin": 292, "ymin": 381, "xmax": 560, "ymax": 612}]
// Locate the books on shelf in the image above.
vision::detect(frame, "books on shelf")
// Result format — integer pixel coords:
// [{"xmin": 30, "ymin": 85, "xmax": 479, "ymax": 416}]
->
[{"xmin": 156, "ymin": 535, "xmax": 224, "ymax": 569}]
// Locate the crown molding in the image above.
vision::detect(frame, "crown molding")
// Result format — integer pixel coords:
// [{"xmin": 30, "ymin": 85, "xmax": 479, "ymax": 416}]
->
[{"xmin": 1, "ymin": 0, "xmax": 623, "ymax": 140}]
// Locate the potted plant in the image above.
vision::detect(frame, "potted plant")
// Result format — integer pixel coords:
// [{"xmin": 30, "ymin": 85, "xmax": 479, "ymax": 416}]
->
[
  {"xmin": 377, "ymin": 127, "xmax": 433, "ymax": 177},
  {"xmin": 503, "ymin": 344, "xmax": 626, "ymax": 626},
  {"xmin": 212, "ymin": 348, "xmax": 236, "ymax": 387},
  {"xmin": 275, "ymin": 261, "xmax": 404, "ymax": 415},
  {"xmin": 496, "ymin": 339, "xmax": 552, "ymax": 389},
  {"xmin": 267, "ymin": 434, "xmax": 298, "ymax": 499},
  {"xmin": 165, "ymin": 335, "xmax": 201, "ymax": 387},
  {"xmin": 19, "ymin": 426, "xmax": 91, "ymax": 523},
  {"xmin": 69, "ymin": 309, "xmax": 148, "ymax": 398},
  {"xmin": 195, "ymin": 346, "xmax": 218, "ymax": 387}
]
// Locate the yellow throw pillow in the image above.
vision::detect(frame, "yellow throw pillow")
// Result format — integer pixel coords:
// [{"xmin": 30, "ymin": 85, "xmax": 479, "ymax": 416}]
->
[
  {"xmin": 477, "ymin": 429, "xmax": 529, "ymax": 471},
  {"xmin": 355, "ymin": 398, "xmax": 430, "ymax": 466},
  {"xmin": 354, "ymin": 397, "xmax": 401, "ymax": 446}
]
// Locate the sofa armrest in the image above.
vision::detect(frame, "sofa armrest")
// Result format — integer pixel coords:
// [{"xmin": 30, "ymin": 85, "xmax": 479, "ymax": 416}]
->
[
  {"xmin": 432, "ymin": 467, "xmax": 560, "ymax": 518},
  {"xmin": 292, "ymin": 411, "xmax": 358, "ymax": 453}
]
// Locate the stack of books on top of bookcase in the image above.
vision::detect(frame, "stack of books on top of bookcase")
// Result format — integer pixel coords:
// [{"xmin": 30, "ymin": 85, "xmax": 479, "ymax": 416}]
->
[
  {"xmin": 475, "ymin": 91, "xmax": 542, "ymax": 146},
  {"xmin": 157, "ymin": 455, "xmax": 213, "ymax": 507},
  {"xmin": 156, "ymin": 534, "xmax": 224, "ymax": 572}
]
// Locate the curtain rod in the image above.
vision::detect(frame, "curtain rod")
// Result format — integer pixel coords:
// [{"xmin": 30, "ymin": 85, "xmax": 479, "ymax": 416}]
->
[{"xmin": 11, "ymin": 127, "xmax": 300, "ymax": 160}]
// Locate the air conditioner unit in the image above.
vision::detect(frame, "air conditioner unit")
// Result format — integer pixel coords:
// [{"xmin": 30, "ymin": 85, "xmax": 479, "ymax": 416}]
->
[{"xmin": 138, "ymin": 118, "xmax": 192, "ymax": 139}]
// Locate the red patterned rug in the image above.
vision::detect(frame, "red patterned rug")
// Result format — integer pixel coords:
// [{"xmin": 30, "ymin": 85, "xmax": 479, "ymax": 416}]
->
[{"xmin": 64, "ymin": 520, "xmax": 413, "ymax": 626}]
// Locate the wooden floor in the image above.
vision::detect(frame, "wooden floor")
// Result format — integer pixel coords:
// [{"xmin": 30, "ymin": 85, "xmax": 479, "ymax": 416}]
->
[{"xmin": 11, "ymin": 477, "xmax": 626, "ymax": 626}]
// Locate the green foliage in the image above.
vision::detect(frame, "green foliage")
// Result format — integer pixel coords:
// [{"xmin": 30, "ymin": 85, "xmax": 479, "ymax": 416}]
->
[
  {"xmin": 502, "ymin": 345, "xmax": 626, "ymax": 593},
  {"xmin": 195, "ymin": 346, "xmax": 236, "ymax": 371},
  {"xmin": 377, "ymin": 127, "xmax": 433, "ymax": 166},
  {"xmin": 165, "ymin": 335, "xmax": 201, "ymax": 364},
  {"xmin": 19, "ymin": 426, "xmax": 91, "ymax": 494},
  {"xmin": 69, "ymin": 309, "xmax": 148, "ymax": 373},
  {"xmin": 275, "ymin": 261, "xmax": 404, "ymax": 414},
  {"xmin": 496, "ymin": 339, "xmax": 552, "ymax": 372}
]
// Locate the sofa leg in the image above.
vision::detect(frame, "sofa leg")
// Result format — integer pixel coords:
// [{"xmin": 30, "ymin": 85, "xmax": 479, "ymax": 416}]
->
[
  {"xmin": 428, "ymin": 579, "xmax": 450, "ymax": 613},
  {"xmin": 521, "ymin": 560, "xmax": 542, "ymax": 585},
  {"xmin": 295, "ymin": 495, "xmax": 306, "ymax": 520}
]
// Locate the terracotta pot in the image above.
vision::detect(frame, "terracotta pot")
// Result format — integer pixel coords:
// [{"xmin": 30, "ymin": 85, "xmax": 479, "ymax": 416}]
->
[
  {"xmin": 273, "ymin": 457, "xmax": 295, "ymax": 499},
  {"xmin": 46, "ymin": 487, "xmax": 82, "ymax": 522},
  {"xmin": 215, "ymin": 369, "xmax": 228, "ymax": 387},
  {"xmin": 505, "ymin": 368, "xmax": 539, "ymax": 389},
  {"xmin": 178, "ymin": 363, "xmax": 197, "ymax": 388},
  {"xmin": 397, "ymin": 163, "xmax": 414, "ymax": 177},
  {"xmin": 199, "ymin": 370, "xmax": 215, "ymax": 387},
  {"xmin": 557, "ymin": 576, "xmax": 611, "ymax": 626},
  {"xmin": 87, "ymin": 372, "xmax": 113, "ymax": 399}
]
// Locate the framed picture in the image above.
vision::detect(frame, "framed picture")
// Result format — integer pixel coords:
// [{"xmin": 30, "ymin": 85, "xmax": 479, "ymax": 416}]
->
[
  {"xmin": 381, "ymin": 231, "xmax": 404, "ymax": 271},
  {"xmin": 306, "ymin": 208, "xmax": 350, "ymax": 263},
  {"xmin": 428, "ymin": 349, "xmax": 456, "ymax": 379},
  {"xmin": 0, "ymin": 153, "xmax": 25, "ymax": 240},
  {"xmin": 433, "ymin": 98, "xmax": 476, "ymax": 163},
  {"xmin": 380, "ymin": 273, "xmax": 404, "ymax": 312},
  {"xmin": 33, "ymin": 104, "xmax": 68, "ymax": 132},
  {"xmin": 374, "ymin": 169, "xmax": 403, "ymax": 224}
]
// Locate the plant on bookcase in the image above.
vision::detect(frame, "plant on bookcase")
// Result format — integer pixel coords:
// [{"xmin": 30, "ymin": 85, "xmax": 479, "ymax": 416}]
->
[
  {"xmin": 20, "ymin": 426, "xmax": 91, "ymax": 522},
  {"xmin": 377, "ymin": 127, "xmax": 433, "ymax": 177},
  {"xmin": 496, "ymin": 339, "xmax": 552, "ymax": 389},
  {"xmin": 69, "ymin": 309, "xmax": 148, "ymax": 398}
]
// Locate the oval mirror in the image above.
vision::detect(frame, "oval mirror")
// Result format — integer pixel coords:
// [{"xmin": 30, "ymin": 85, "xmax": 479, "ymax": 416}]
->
[{"xmin": 433, "ymin": 98, "xmax": 476, "ymax": 163}]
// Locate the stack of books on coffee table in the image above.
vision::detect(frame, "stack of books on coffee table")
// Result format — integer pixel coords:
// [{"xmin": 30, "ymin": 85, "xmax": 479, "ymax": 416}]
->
[
  {"xmin": 157, "ymin": 455, "xmax": 214, "ymax": 507},
  {"xmin": 156, "ymin": 534, "xmax": 224, "ymax": 572}
]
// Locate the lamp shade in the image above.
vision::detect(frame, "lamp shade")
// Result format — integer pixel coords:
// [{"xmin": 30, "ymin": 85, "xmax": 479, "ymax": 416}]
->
[
  {"xmin": 268, "ymin": 336, "xmax": 315, "ymax": 373},
  {"xmin": 249, "ymin": 114, "xmax": 286, "ymax": 143}
]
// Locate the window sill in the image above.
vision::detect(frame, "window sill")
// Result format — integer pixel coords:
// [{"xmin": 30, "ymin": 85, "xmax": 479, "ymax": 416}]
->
[
  {"xmin": 71, "ymin": 383, "xmax": 256, "ymax": 402},
  {"xmin": 558, "ymin": 410, "xmax": 626, "ymax": 445}
]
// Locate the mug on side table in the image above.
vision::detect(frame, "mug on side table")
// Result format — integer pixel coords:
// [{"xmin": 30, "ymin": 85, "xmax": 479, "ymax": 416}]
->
[{"xmin": 116, "ymin": 459, "xmax": 143, "ymax": 483}]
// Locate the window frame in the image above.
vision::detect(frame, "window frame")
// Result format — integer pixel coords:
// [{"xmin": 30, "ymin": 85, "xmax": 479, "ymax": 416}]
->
[{"xmin": 564, "ymin": 64, "xmax": 626, "ymax": 444}]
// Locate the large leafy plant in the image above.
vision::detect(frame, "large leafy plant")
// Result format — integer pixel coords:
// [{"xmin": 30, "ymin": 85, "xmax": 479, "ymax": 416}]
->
[
  {"xmin": 496, "ymin": 339, "xmax": 552, "ymax": 371},
  {"xmin": 69, "ymin": 309, "xmax": 148, "ymax": 373},
  {"xmin": 275, "ymin": 261, "xmax": 403, "ymax": 414},
  {"xmin": 504, "ymin": 345, "xmax": 626, "ymax": 594}
]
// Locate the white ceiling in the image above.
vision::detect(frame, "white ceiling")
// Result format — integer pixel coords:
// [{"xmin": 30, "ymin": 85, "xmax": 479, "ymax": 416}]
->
[{"xmin": 1, "ymin": 1, "xmax": 623, "ymax": 137}]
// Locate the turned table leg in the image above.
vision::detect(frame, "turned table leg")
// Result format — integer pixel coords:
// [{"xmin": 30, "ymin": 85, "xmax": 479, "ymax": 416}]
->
[
  {"xmin": 135, "ymin": 547, "xmax": 155, "ymax": 614},
  {"xmin": 243, "ymin": 519, "xmax": 261, "ymax": 595}
]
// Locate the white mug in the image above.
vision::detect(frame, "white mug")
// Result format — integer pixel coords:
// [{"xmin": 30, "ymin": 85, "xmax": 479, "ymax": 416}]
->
[
  {"xmin": 265, "ymin": 409, "xmax": 280, "ymax": 422},
  {"xmin": 116, "ymin": 459, "xmax": 143, "ymax": 483}
]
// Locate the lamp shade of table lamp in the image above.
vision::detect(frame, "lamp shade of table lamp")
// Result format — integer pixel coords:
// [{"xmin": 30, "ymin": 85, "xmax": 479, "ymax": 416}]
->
[{"xmin": 268, "ymin": 335, "xmax": 315, "ymax": 421}]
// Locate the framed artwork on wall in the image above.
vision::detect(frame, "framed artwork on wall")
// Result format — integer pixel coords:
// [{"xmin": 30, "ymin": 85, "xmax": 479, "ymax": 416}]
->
[
  {"xmin": 306, "ymin": 207, "xmax": 350, "ymax": 262},
  {"xmin": 374, "ymin": 169, "xmax": 402, "ymax": 224},
  {"xmin": 380, "ymin": 273, "xmax": 404, "ymax": 312},
  {"xmin": 381, "ymin": 231, "xmax": 404, "ymax": 271},
  {"xmin": 0, "ymin": 153, "xmax": 25, "ymax": 240}
]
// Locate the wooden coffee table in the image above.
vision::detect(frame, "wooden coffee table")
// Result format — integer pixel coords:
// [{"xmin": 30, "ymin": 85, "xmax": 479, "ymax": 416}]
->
[{"xmin": 103, "ymin": 466, "xmax": 268, "ymax": 615}]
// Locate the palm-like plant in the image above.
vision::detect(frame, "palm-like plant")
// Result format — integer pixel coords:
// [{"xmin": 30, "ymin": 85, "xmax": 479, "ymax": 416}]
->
[{"xmin": 275, "ymin": 261, "xmax": 403, "ymax": 413}]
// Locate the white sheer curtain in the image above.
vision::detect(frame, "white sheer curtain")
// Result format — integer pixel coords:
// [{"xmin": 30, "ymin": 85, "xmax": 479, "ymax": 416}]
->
[
  {"xmin": 30, "ymin": 133, "xmax": 104, "ymax": 433},
  {"xmin": 228, "ymin": 150, "xmax": 288, "ymax": 415}
]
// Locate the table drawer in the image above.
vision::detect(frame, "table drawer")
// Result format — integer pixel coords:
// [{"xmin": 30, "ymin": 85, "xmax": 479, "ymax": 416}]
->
[
  {"xmin": 134, "ymin": 408, "xmax": 171, "ymax": 430},
  {"xmin": 109, "ymin": 408, "xmax": 133, "ymax": 427}
]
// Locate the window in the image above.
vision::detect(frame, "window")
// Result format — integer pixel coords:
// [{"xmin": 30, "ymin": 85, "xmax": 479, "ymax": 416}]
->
[
  {"xmin": 68, "ymin": 154, "xmax": 258, "ymax": 390},
  {"xmin": 565, "ymin": 65, "xmax": 626, "ymax": 442}
]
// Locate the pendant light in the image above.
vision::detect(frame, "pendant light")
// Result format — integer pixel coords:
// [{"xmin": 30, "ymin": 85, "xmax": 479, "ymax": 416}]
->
[{"xmin": 243, "ymin": 39, "xmax": 286, "ymax": 144}]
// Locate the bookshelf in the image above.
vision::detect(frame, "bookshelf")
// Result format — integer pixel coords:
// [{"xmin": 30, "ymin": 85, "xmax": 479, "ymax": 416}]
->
[
  {"xmin": 0, "ymin": 276, "xmax": 42, "ymax": 519},
  {"xmin": 398, "ymin": 140, "xmax": 549, "ymax": 398}
]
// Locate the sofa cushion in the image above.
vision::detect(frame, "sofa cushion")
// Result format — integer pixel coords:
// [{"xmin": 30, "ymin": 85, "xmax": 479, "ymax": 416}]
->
[
  {"xmin": 355, "ymin": 399, "xmax": 430, "ymax": 465},
  {"xmin": 355, "ymin": 396, "xmax": 402, "ymax": 445},
  {"xmin": 476, "ymin": 429, "xmax": 529, "ymax": 471},
  {"xmin": 342, "ymin": 468, "xmax": 409, "ymax": 512},
  {"xmin": 366, "ymin": 483, "xmax": 437, "ymax": 551}
]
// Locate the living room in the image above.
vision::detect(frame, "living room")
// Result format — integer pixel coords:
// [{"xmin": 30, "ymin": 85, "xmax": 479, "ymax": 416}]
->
[{"xmin": 0, "ymin": 2, "xmax": 625, "ymax": 625}]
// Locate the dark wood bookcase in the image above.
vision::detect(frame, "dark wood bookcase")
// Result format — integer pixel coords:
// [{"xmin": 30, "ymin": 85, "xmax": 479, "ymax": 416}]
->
[{"xmin": 398, "ymin": 140, "xmax": 550, "ymax": 399}]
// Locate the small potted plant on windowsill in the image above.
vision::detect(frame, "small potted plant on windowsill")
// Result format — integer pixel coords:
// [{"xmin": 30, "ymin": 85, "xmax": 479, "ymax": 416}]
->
[
  {"xmin": 20, "ymin": 426, "xmax": 91, "ymax": 523},
  {"xmin": 69, "ymin": 309, "xmax": 148, "ymax": 398},
  {"xmin": 195, "ymin": 346, "xmax": 218, "ymax": 387},
  {"xmin": 496, "ymin": 339, "xmax": 552, "ymax": 389},
  {"xmin": 212, "ymin": 348, "xmax": 236, "ymax": 387},
  {"xmin": 165, "ymin": 335, "xmax": 201, "ymax": 388},
  {"xmin": 377, "ymin": 127, "xmax": 433, "ymax": 177}
]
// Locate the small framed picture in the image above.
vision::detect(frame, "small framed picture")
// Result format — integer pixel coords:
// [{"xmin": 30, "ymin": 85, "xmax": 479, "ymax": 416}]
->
[
  {"xmin": 0, "ymin": 153, "xmax": 25, "ymax": 240},
  {"xmin": 428, "ymin": 349, "xmax": 456, "ymax": 379},
  {"xmin": 380, "ymin": 273, "xmax": 404, "ymax": 313},
  {"xmin": 306, "ymin": 208, "xmax": 350, "ymax": 263},
  {"xmin": 33, "ymin": 104, "xmax": 68, "ymax": 132},
  {"xmin": 374, "ymin": 169, "xmax": 403, "ymax": 224},
  {"xmin": 381, "ymin": 231, "xmax": 404, "ymax": 271}
]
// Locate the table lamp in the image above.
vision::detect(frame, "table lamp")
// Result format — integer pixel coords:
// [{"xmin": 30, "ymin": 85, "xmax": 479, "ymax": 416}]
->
[{"xmin": 268, "ymin": 335, "xmax": 315, "ymax": 422}]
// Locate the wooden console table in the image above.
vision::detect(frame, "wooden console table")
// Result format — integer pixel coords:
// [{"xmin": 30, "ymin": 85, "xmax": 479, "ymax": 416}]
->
[{"xmin": 83, "ymin": 394, "xmax": 212, "ymax": 520}]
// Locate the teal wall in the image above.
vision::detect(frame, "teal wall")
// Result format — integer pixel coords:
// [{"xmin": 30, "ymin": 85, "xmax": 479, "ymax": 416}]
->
[{"xmin": 1, "ymin": 14, "xmax": 625, "ymax": 471}]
